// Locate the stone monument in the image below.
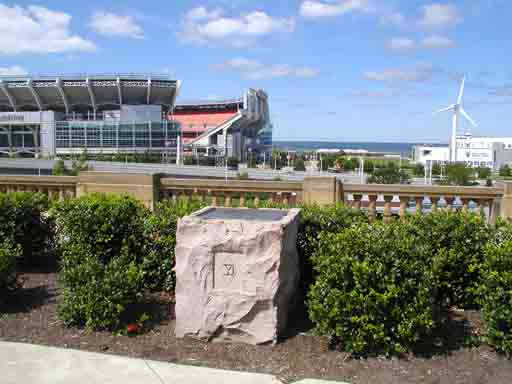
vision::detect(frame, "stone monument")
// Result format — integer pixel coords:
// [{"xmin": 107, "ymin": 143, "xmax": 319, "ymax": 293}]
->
[{"xmin": 174, "ymin": 207, "xmax": 301, "ymax": 345}]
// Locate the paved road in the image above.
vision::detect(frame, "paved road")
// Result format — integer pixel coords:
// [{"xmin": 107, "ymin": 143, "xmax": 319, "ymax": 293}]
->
[
  {"xmin": 0, "ymin": 158, "xmax": 438, "ymax": 186},
  {"xmin": 0, "ymin": 158, "xmax": 365, "ymax": 182},
  {"xmin": 0, "ymin": 342, "xmax": 348, "ymax": 384}
]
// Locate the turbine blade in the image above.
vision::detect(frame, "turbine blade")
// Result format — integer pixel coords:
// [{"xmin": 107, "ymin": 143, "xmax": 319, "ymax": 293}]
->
[
  {"xmin": 457, "ymin": 75, "xmax": 466, "ymax": 104},
  {"xmin": 434, "ymin": 104, "xmax": 456, "ymax": 114},
  {"xmin": 460, "ymin": 107, "xmax": 478, "ymax": 127}
]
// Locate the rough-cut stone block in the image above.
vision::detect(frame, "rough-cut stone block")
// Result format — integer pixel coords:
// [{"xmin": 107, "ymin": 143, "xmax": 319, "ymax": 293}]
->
[{"xmin": 175, "ymin": 207, "xmax": 301, "ymax": 345}]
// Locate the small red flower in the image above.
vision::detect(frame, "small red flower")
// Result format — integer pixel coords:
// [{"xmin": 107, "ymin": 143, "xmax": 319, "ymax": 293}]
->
[{"xmin": 127, "ymin": 324, "xmax": 139, "ymax": 334}]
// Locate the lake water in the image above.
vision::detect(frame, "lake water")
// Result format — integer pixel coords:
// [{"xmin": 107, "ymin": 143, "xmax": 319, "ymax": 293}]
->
[{"xmin": 273, "ymin": 141, "xmax": 447, "ymax": 157}]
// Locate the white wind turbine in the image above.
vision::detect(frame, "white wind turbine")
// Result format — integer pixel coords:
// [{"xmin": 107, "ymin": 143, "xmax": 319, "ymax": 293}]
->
[{"xmin": 434, "ymin": 76, "xmax": 478, "ymax": 162}]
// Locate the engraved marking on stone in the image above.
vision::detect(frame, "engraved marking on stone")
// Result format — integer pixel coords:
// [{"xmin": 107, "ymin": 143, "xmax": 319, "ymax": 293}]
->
[
  {"xmin": 214, "ymin": 252, "xmax": 241, "ymax": 290},
  {"xmin": 224, "ymin": 264, "xmax": 235, "ymax": 277}
]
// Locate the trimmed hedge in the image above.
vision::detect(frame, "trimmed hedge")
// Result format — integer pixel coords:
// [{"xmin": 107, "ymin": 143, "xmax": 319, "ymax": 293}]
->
[
  {"xmin": 4, "ymin": 189, "xmax": 512, "ymax": 353},
  {"xmin": 0, "ymin": 192, "xmax": 54, "ymax": 267},
  {"xmin": 407, "ymin": 212, "xmax": 492, "ymax": 309},
  {"xmin": 296, "ymin": 204, "xmax": 369, "ymax": 292},
  {"xmin": 142, "ymin": 199, "xmax": 206, "ymax": 292},
  {"xmin": 308, "ymin": 220, "xmax": 435, "ymax": 356},
  {"xmin": 479, "ymin": 224, "xmax": 512, "ymax": 356},
  {"xmin": 52, "ymin": 193, "xmax": 146, "ymax": 264},
  {"xmin": 53, "ymin": 194, "xmax": 147, "ymax": 330},
  {"xmin": 0, "ymin": 240, "xmax": 21, "ymax": 304}
]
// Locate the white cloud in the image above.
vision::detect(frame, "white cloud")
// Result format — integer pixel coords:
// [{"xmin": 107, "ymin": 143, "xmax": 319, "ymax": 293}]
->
[
  {"xmin": 184, "ymin": 6, "xmax": 223, "ymax": 21},
  {"xmin": 0, "ymin": 5, "xmax": 96, "ymax": 54},
  {"xmin": 385, "ymin": 38, "xmax": 416, "ymax": 53},
  {"xmin": 419, "ymin": 35, "xmax": 455, "ymax": 49},
  {"xmin": 0, "ymin": 66, "xmax": 27, "ymax": 76},
  {"xmin": 89, "ymin": 11, "xmax": 144, "ymax": 39},
  {"xmin": 363, "ymin": 63, "xmax": 435, "ymax": 83},
  {"xmin": 178, "ymin": 7, "xmax": 294, "ymax": 46},
  {"xmin": 300, "ymin": 0, "xmax": 372, "ymax": 18},
  {"xmin": 386, "ymin": 36, "xmax": 455, "ymax": 53},
  {"xmin": 300, "ymin": 1, "xmax": 462, "ymax": 33},
  {"xmin": 417, "ymin": 3, "xmax": 461, "ymax": 30},
  {"xmin": 381, "ymin": 11, "xmax": 406, "ymax": 27},
  {"xmin": 352, "ymin": 89, "xmax": 397, "ymax": 98},
  {"xmin": 212, "ymin": 58, "xmax": 319, "ymax": 80}
]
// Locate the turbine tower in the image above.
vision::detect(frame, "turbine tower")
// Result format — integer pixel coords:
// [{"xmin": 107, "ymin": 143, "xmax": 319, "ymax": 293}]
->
[{"xmin": 434, "ymin": 76, "xmax": 478, "ymax": 162}]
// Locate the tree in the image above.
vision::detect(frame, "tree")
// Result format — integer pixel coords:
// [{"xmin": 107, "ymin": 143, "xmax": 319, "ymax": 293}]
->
[
  {"xmin": 368, "ymin": 162, "xmax": 410, "ymax": 184},
  {"xmin": 271, "ymin": 150, "xmax": 285, "ymax": 170},
  {"xmin": 344, "ymin": 158, "xmax": 358, "ymax": 171},
  {"xmin": 53, "ymin": 159, "xmax": 67, "ymax": 176},
  {"xmin": 413, "ymin": 163, "xmax": 425, "ymax": 177},
  {"xmin": 183, "ymin": 156, "xmax": 195, "ymax": 166},
  {"xmin": 476, "ymin": 167, "xmax": 491, "ymax": 180},
  {"xmin": 247, "ymin": 153, "xmax": 257, "ymax": 168},
  {"xmin": 363, "ymin": 159, "xmax": 374, "ymax": 173},
  {"xmin": 499, "ymin": 165, "xmax": 511, "ymax": 177},
  {"xmin": 432, "ymin": 163, "xmax": 442, "ymax": 176},
  {"xmin": 320, "ymin": 155, "xmax": 336, "ymax": 171},
  {"xmin": 440, "ymin": 163, "xmax": 477, "ymax": 186},
  {"xmin": 294, "ymin": 158, "xmax": 306, "ymax": 172},
  {"xmin": 227, "ymin": 156, "xmax": 239, "ymax": 169},
  {"xmin": 53, "ymin": 158, "xmax": 89, "ymax": 176},
  {"xmin": 69, "ymin": 158, "xmax": 89, "ymax": 176}
]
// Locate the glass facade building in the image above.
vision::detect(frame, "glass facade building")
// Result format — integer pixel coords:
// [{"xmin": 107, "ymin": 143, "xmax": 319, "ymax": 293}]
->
[{"xmin": 54, "ymin": 120, "xmax": 179, "ymax": 154}]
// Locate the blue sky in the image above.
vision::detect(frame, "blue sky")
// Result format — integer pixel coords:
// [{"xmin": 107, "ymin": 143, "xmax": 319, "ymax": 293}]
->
[{"xmin": 0, "ymin": 0, "xmax": 510, "ymax": 143}]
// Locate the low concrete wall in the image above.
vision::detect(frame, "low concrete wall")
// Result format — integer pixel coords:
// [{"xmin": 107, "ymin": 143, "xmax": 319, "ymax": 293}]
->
[
  {"xmin": 77, "ymin": 172, "xmax": 161, "ymax": 210},
  {"xmin": 498, "ymin": 181, "xmax": 512, "ymax": 221},
  {"xmin": 2, "ymin": 173, "xmax": 511, "ymax": 221},
  {"xmin": 302, "ymin": 177, "xmax": 338, "ymax": 205}
]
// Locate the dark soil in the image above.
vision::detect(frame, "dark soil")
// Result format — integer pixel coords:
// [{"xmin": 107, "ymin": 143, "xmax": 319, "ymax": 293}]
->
[{"xmin": 1, "ymin": 271, "xmax": 512, "ymax": 384}]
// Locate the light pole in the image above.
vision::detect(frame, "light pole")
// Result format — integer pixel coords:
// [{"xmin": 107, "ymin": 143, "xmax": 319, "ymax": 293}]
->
[
  {"xmin": 360, "ymin": 157, "xmax": 365, "ymax": 184},
  {"xmin": 429, "ymin": 160, "xmax": 433, "ymax": 185}
]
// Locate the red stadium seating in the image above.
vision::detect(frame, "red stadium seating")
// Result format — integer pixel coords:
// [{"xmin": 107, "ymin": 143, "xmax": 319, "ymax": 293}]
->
[{"xmin": 171, "ymin": 110, "xmax": 238, "ymax": 144}]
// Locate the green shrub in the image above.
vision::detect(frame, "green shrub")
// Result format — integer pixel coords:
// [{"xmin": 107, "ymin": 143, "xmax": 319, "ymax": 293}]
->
[
  {"xmin": 142, "ymin": 199, "xmax": 206, "ymax": 292},
  {"xmin": 52, "ymin": 194, "xmax": 147, "ymax": 265},
  {"xmin": 476, "ymin": 167, "xmax": 491, "ymax": 180},
  {"xmin": 294, "ymin": 158, "xmax": 306, "ymax": 172},
  {"xmin": 479, "ymin": 224, "xmax": 512, "ymax": 355},
  {"xmin": 308, "ymin": 221, "xmax": 434, "ymax": 356},
  {"xmin": 58, "ymin": 244, "xmax": 144, "ymax": 330},
  {"xmin": 296, "ymin": 204, "xmax": 368, "ymax": 291},
  {"xmin": 499, "ymin": 165, "xmax": 511, "ymax": 178},
  {"xmin": 440, "ymin": 163, "xmax": 477, "ymax": 186},
  {"xmin": 0, "ymin": 240, "xmax": 21, "ymax": 304},
  {"xmin": 368, "ymin": 162, "xmax": 410, "ymax": 184},
  {"xmin": 0, "ymin": 192, "xmax": 54, "ymax": 267},
  {"xmin": 407, "ymin": 212, "xmax": 492, "ymax": 309},
  {"xmin": 413, "ymin": 163, "xmax": 425, "ymax": 177},
  {"xmin": 236, "ymin": 172, "xmax": 250, "ymax": 180},
  {"xmin": 53, "ymin": 159, "xmax": 67, "ymax": 176},
  {"xmin": 227, "ymin": 156, "xmax": 239, "ymax": 169},
  {"xmin": 363, "ymin": 160, "xmax": 374, "ymax": 173},
  {"xmin": 54, "ymin": 194, "xmax": 147, "ymax": 330}
]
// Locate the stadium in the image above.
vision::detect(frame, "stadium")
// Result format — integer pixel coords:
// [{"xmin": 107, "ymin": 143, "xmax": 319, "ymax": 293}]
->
[
  {"xmin": 0, "ymin": 74, "xmax": 272, "ymax": 163},
  {"xmin": 174, "ymin": 89, "xmax": 272, "ymax": 164}
]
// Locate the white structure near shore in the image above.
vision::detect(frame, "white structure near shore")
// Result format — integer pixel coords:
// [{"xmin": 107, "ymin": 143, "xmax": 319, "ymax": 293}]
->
[
  {"xmin": 413, "ymin": 134, "xmax": 512, "ymax": 169},
  {"xmin": 415, "ymin": 75, "xmax": 512, "ymax": 169}
]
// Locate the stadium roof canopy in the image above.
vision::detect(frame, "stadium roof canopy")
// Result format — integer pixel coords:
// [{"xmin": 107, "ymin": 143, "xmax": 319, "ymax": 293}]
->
[
  {"xmin": 0, "ymin": 74, "xmax": 180, "ymax": 113},
  {"xmin": 175, "ymin": 98, "xmax": 242, "ymax": 109}
]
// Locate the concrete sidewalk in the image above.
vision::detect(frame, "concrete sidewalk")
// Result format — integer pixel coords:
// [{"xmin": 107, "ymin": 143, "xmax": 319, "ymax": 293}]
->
[{"xmin": 0, "ymin": 341, "xmax": 348, "ymax": 384}]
